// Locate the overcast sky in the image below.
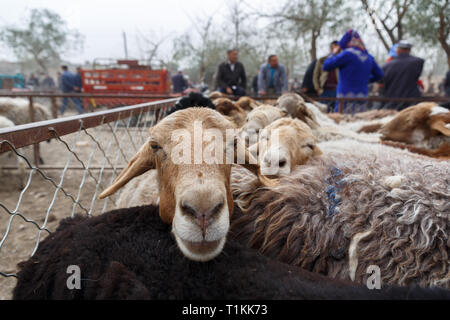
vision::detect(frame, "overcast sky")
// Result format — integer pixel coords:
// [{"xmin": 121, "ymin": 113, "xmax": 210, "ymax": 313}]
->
[{"xmin": 0, "ymin": 0, "xmax": 262, "ymax": 63}]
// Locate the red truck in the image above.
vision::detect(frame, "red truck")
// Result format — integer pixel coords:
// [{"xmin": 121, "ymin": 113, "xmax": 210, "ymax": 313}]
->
[{"xmin": 80, "ymin": 59, "xmax": 172, "ymax": 108}]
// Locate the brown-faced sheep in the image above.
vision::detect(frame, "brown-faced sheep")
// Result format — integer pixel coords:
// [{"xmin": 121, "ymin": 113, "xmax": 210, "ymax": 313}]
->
[
  {"xmin": 213, "ymin": 97, "xmax": 246, "ymax": 128},
  {"xmin": 235, "ymin": 96, "xmax": 260, "ymax": 112},
  {"xmin": 379, "ymin": 102, "xmax": 450, "ymax": 158},
  {"xmin": 98, "ymin": 107, "xmax": 274, "ymax": 262},
  {"xmin": 12, "ymin": 205, "xmax": 450, "ymax": 299},
  {"xmin": 256, "ymin": 118, "xmax": 322, "ymax": 176},
  {"xmin": 231, "ymin": 140, "xmax": 450, "ymax": 289}
]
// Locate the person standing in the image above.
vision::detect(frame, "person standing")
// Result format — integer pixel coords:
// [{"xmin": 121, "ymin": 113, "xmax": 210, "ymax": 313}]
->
[
  {"xmin": 323, "ymin": 29, "xmax": 384, "ymax": 114},
  {"xmin": 73, "ymin": 67, "xmax": 83, "ymax": 93},
  {"xmin": 41, "ymin": 73, "xmax": 56, "ymax": 90},
  {"xmin": 445, "ymin": 69, "xmax": 450, "ymax": 97},
  {"xmin": 60, "ymin": 66, "xmax": 84, "ymax": 115},
  {"xmin": 381, "ymin": 40, "xmax": 425, "ymax": 110},
  {"xmin": 258, "ymin": 54, "xmax": 288, "ymax": 96},
  {"xmin": 313, "ymin": 40, "xmax": 339, "ymax": 112},
  {"xmin": 216, "ymin": 49, "xmax": 247, "ymax": 96},
  {"xmin": 290, "ymin": 77, "xmax": 300, "ymax": 92},
  {"xmin": 301, "ymin": 59, "xmax": 317, "ymax": 97},
  {"xmin": 171, "ymin": 69, "xmax": 188, "ymax": 94}
]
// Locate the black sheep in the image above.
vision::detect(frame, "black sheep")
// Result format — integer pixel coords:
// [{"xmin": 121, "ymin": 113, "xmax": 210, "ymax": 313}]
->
[
  {"xmin": 13, "ymin": 205, "xmax": 450, "ymax": 300},
  {"xmin": 166, "ymin": 92, "xmax": 215, "ymax": 115}
]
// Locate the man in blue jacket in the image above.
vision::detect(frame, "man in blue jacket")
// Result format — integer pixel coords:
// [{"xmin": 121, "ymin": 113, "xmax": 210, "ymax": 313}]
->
[
  {"xmin": 323, "ymin": 29, "xmax": 384, "ymax": 114},
  {"xmin": 258, "ymin": 55, "xmax": 288, "ymax": 96},
  {"xmin": 60, "ymin": 65, "xmax": 84, "ymax": 115}
]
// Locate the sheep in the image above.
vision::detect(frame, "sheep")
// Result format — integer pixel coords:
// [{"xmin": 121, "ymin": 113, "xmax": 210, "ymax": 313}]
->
[
  {"xmin": 213, "ymin": 97, "xmax": 246, "ymax": 128},
  {"xmin": 275, "ymin": 93, "xmax": 319, "ymax": 130},
  {"xmin": 98, "ymin": 107, "xmax": 274, "ymax": 262},
  {"xmin": 379, "ymin": 102, "xmax": 450, "ymax": 158},
  {"xmin": 230, "ymin": 140, "xmax": 450, "ymax": 289},
  {"xmin": 0, "ymin": 97, "xmax": 51, "ymax": 125},
  {"xmin": 12, "ymin": 204, "xmax": 450, "ymax": 299},
  {"xmin": 116, "ymin": 169, "xmax": 160, "ymax": 208},
  {"xmin": 255, "ymin": 118, "xmax": 322, "ymax": 176},
  {"xmin": 0, "ymin": 115, "xmax": 26, "ymax": 188},
  {"xmin": 240, "ymin": 104, "xmax": 286, "ymax": 144},
  {"xmin": 235, "ymin": 96, "xmax": 260, "ymax": 112},
  {"xmin": 208, "ymin": 91, "xmax": 226, "ymax": 100},
  {"xmin": 166, "ymin": 92, "xmax": 215, "ymax": 115}
]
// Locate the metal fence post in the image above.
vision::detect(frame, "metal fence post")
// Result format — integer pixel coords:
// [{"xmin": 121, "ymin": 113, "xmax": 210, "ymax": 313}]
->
[{"xmin": 28, "ymin": 96, "xmax": 40, "ymax": 167}]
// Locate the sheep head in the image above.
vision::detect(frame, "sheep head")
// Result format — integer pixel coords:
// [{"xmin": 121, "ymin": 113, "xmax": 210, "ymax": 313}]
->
[
  {"xmin": 380, "ymin": 102, "xmax": 450, "ymax": 149},
  {"xmin": 99, "ymin": 107, "xmax": 275, "ymax": 262},
  {"xmin": 258, "ymin": 118, "xmax": 322, "ymax": 176}
]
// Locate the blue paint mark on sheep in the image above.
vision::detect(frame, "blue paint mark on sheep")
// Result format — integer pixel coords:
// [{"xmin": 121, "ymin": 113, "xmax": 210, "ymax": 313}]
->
[{"xmin": 325, "ymin": 167, "xmax": 346, "ymax": 216}]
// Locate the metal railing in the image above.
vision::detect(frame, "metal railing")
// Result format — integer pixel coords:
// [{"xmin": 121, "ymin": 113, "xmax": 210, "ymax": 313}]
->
[{"xmin": 0, "ymin": 96, "xmax": 177, "ymax": 299}]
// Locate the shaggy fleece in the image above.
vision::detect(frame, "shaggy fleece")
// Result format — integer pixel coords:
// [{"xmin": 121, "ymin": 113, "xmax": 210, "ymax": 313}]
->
[
  {"xmin": 13, "ymin": 205, "xmax": 450, "ymax": 299},
  {"xmin": 231, "ymin": 148, "xmax": 450, "ymax": 289}
]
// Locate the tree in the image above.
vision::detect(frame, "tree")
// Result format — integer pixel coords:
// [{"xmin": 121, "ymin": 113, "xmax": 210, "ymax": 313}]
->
[
  {"xmin": 360, "ymin": 0, "xmax": 413, "ymax": 52},
  {"xmin": 0, "ymin": 8, "xmax": 83, "ymax": 71},
  {"xmin": 407, "ymin": 0, "xmax": 450, "ymax": 68},
  {"xmin": 256, "ymin": 0, "xmax": 351, "ymax": 60}
]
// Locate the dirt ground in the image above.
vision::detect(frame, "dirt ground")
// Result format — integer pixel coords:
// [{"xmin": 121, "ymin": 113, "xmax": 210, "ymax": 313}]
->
[{"xmin": 0, "ymin": 110, "xmax": 148, "ymax": 299}]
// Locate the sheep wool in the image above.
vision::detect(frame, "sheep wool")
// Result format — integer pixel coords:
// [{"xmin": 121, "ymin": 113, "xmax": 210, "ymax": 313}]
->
[
  {"xmin": 13, "ymin": 205, "xmax": 450, "ymax": 300},
  {"xmin": 231, "ymin": 143, "xmax": 450, "ymax": 289}
]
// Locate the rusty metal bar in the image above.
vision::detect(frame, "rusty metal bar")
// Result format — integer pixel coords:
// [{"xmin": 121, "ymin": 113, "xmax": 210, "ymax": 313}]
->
[
  {"xmin": 28, "ymin": 97, "xmax": 41, "ymax": 167},
  {"xmin": 0, "ymin": 98, "xmax": 178, "ymax": 153},
  {"xmin": 0, "ymin": 91, "xmax": 181, "ymax": 99}
]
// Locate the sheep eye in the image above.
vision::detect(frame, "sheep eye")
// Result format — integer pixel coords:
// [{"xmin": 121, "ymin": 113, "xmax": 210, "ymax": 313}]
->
[
  {"xmin": 150, "ymin": 142, "xmax": 161, "ymax": 151},
  {"xmin": 302, "ymin": 143, "xmax": 314, "ymax": 150}
]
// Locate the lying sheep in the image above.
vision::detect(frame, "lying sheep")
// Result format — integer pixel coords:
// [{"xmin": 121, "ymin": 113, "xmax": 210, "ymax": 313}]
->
[
  {"xmin": 98, "ymin": 107, "xmax": 274, "ymax": 262},
  {"xmin": 231, "ymin": 141, "xmax": 450, "ymax": 289},
  {"xmin": 241, "ymin": 104, "xmax": 286, "ymax": 144},
  {"xmin": 255, "ymin": 118, "xmax": 322, "ymax": 176},
  {"xmin": 379, "ymin": 102, "xmax": 450, "ymax": 158},
  {"xmin": 209, "ymin": 91, "xmax": 226, "ymax": 100},
  {"xmin": 276, "ymin": 93, "xmax": 319, "ymax": 129},
  {"xmin": 213, "ymin": 97, "xmax": 246, "ymax": 128},
  {"xmin": 235, "ymin": 96, "xmax": 260, "ymax": 112},
  {"xmin": 0, "ymin": 97, "xmax": 51, "ymax": 125},
  {"xmin": 166, "ymin": 92, "xmax": 215, "ymax": 115},
  {"xmin": 13, "ymin": 205, "xmax": 450, "ymax": 299}
]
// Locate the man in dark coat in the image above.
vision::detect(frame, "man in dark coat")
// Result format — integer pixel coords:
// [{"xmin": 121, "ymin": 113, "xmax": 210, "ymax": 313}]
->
[
  {"xmin": 381, "ymin": 40, "xmax": 424, "ymax": 110},
  {"xmin": 60, "ymin": 65, "xmax": 84, "ymax": 115},
  {"xmin": 171, "ymin": 70, "xmax": 188, "ymax": 94},
  {"xmin": 445, "ymin": 70, "xmax": 450, "ymax": 97},
  {"xmin": 301, "ymin": 59, "xmax": 318, "ymax": 97},
  {"xmin": 216, "ymin": 49, "xmax": 247, "ymax": 96}
]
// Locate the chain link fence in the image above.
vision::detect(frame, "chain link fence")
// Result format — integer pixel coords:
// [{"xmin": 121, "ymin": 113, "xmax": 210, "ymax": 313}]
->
[{"xmin": 0, "ymin": 96, "xmax": 177, "ymax": 299}]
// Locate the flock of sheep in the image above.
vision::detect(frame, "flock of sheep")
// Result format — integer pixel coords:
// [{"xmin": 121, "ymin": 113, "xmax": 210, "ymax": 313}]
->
[{"xmin": 8, "ymin": 91, "xmax": 450, "ymax": 299}]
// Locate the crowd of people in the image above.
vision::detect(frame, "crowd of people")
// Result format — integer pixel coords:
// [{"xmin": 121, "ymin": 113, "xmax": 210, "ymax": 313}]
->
[
  {"xmin": 24, "ymin": 65, "xmax": 84, "ymax": 115},
  {"xmin": 172, "ymin": 28, "xmax": 449, "ymax": 114}
]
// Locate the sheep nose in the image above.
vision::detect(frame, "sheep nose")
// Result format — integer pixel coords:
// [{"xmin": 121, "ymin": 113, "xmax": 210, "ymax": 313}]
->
[
  {"xmin": 263, "ymin": 152, "xmax": 286, "ymax": 168},
  {"xmin": 180, "ymin": 197, "xmax": 225, "ymax": 238}
]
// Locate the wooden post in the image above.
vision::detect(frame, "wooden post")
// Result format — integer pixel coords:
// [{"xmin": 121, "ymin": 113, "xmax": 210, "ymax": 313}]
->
[
  {"xmin": 51, "ymin": 97, "xmax": 58, "ymax": 119},
  {"xmin": 28, "ymin": 97, "xmax": 40, "ymax": 167},
  {"xmin": 338, "ymin": 100, "xmax": 344, "ymax": 113}
]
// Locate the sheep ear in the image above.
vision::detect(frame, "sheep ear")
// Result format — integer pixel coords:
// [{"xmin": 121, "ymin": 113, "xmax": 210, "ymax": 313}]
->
[
  {"xmin": 98, "ymin": 141, "xmax": 156, "ymax": 199},
  {"xmin": 233, "ymin": 137, "xmax": 278, "ymax": 188},
  {"xmin": 430, "ymin": 120, "xmax": 450, "ymax": 136}
]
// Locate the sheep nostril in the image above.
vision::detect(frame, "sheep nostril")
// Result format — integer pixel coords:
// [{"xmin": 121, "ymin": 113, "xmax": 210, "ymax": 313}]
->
[
  {"xmin": 180, "ymin": 203, "xmax": 197, "ymax": 217},
  {"xmin": 279, "ymin": 159, "xmax": 287, "ymax": 167}
]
